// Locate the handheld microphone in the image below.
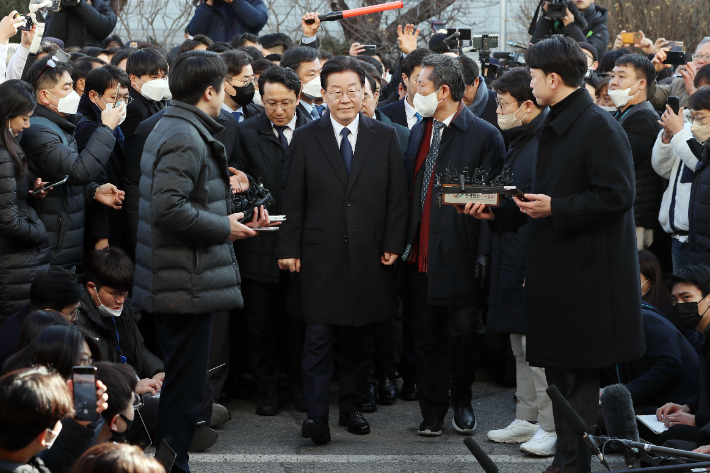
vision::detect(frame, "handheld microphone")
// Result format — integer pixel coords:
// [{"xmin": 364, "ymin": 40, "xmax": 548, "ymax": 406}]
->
[
  {"xmin": 304, "ymin": 0, "xmax": 403, "ymax": 23},
  {"xmin": 463, "ymin": 437, "xmax": 499, "ymax": 473},
  {"xmin": 546, "ymin": 385, "xmax": 612, "ymax": 471}
]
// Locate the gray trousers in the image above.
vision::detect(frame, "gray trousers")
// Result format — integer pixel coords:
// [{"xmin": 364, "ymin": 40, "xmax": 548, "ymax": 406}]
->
[{"xmin": 511, "ymin": 334, "xmax": 555, "ymax": 432}]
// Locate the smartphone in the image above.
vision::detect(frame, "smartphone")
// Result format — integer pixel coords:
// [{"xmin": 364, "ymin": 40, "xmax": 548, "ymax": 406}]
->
[
  {"xmin": 52, "ymin": 49, "xmax": 71, "ymax": 63},
  {"xmin": 663, "ymin": 50, "xmax": 686, "ymax": 65},
  {"xmin": 361, "ymin": 45, "xmax": 377, "ymax": 56},
  {"xmin": 32, "ymin": 175, "xmax": 68, "ymax": 195},
  {"xmin": 72, "ymin": 366, "xmax": 98, "ymax": 422},
  {"xmin": 254, "ymin": 227, "xmax": 279, "ymax": 232},
  {"xmin": 667, "ymin": 96, "xmax": 680, "ymax": 115},
  {"xmin": 269, "ymin": 215, "xmax": 286, "ymax": 222},
  {"xmin": 14, "ymin": 14, "xmax": 33, "ymax": 31},
  {"xmin": 503, "ymin": 186, "xmax": 530, "ymax": 202},
  {"xmin": 668, "ymin": 41, "xmax": 684, "ymax": 52},
  {"xmin": 620, "ymin": 32, "xmax": 643, "ymax": 44},
  {"xmin": 155, "ymin": 439, "xmax": 177, "ymax": 473}
]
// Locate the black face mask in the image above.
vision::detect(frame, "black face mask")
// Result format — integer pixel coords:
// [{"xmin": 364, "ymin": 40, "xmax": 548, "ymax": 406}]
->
[
  {"xmin": 228, "ymin": 83, "xmax": 255, "ymax": 108},
  {"xmin": 112, "ymin": 414, "xmax": 133, "ymax": 442},
  {"xmin": 673, "ymin": 301, "xmax": 708, "ymax": 330}
]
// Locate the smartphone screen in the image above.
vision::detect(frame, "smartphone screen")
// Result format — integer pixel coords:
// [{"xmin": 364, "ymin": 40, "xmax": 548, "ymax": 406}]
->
[
  {"xmin": 667, "ymin": 96, "xmax": 680, "ymax": 115},
  {"xmin": 72, "ymin": 368, "xmax": 98, "ymax": 421}
]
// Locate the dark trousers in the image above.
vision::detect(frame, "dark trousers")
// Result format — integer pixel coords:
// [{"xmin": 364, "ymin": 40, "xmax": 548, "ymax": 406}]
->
[
  {"xmin": 407, "ymin": 269, "xmax": 485, "ymax": 421},
  {"xmin": 398, "ymin": 295, "xmax": 417, "ymax": 383},
  {"xmin": 371, "ymin": 318, "xmax": 398, "ymax": 380},
  {"xmin": 154, "ymin": 312, "xmax": 212, "ymax": 473},
  {"xmin": 208, "ymin": 311, "xmax": 230, "ymax": 400},
  {"xmin": 302, "ymin": 323, "xmax": 375, "ymax": 420},
  {"xmin": 546, "ymin": 367, "xmax": 600, "ymax": 473}
]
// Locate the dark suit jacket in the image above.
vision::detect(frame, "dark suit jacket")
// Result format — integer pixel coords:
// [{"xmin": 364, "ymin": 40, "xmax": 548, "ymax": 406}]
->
[
  {"xmin": 277, "ymin": 112, "xmax": 409, "ymax": 326},
  {"xmin": 242, "ymin": 102, "xmax": 265, "ymax": 121},
  {"xmin": 123, "ymin": 108, "xmax": 242, "ymax": 252},
  {"xmin": 235, "ymin": 108, "xmax": 310, "ymax": 283},
  {"xmin": 297, "ymin": 102, "xmax": 316, "ymax": 123},
  {"xmin": 375, "ymin": 109, "xmax": 409, "ymax": 163},
  {"xmin": 379, "ymin": 98, "xmax": 408, "ymax": 129}
]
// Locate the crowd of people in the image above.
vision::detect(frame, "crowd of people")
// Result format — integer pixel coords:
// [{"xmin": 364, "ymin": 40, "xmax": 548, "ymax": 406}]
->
[{"xmin": 1, "ymin": 0, "xmax": 710, "ymax": 472}]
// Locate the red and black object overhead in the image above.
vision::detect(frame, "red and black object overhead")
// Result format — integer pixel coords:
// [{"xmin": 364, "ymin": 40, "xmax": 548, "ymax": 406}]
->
[{"xmin": 305, "ymin": 0, "xmax": 404, "ymax": 23}]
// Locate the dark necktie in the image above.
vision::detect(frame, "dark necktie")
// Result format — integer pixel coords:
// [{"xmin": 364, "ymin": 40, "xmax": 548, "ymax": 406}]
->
[
  {"xmin": 274, "ymin": 125, "xmax": 288, "ymax": 151},
  {"xmin": 340, "ymin": 128, "xmax": 353, "ymax": 177},
  {"xmin": 315, "ymin": 104, "xmax": 325, "ymax": 116},
  {"xmin": 233, "ymin": 111, "xmax": 242, "ymax": 123}
]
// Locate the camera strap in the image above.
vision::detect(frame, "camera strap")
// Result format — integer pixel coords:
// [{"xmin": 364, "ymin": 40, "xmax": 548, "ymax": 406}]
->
[
  {"xmin": 111, "ymin": 317, "xmax": 128, "ymax": 364},
  {"xmin": 528, "ymin": 0, "xmax": 545, "ymax": 35}
]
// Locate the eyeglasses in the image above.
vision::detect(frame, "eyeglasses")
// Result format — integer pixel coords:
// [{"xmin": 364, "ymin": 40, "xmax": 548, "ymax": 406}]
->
[
  {"xmin": 264, "ymin": 100, "xmax": 296, "ymax": 110},
  {"xmin": 326, "ymin": 88, "xmax": 362, "ymax": 100},
  {"xmin": 691, "ymin": 115, "xmax": 710, "ymax": 125},
  {"xmin": 60, "ymin": 308, "xmax": 79, "ymax": 323},
  {"xmin": 132, "ymin": 392, "xmax": 144, "ymax": 410},
  {"xmin": 495, "ymin": 98, "xmax": 517, "ymax": 110},
  {"xmin": 100, "ymin": 95, "xmax": 133, "ymax": 108},
  {"xmin": 692, "ymin": 54, "xmax": 710, "ymax": 62},
  {"xmin": 229, "ymin": 77, "xmax": 257, "ymax": 87},
  {"xmin": 78, "ymin": 355, "xmax": 94, "ymax": 366},
  {"xmin": 98, "ymin": 286, "xmax": 130, "ymax": 303}
]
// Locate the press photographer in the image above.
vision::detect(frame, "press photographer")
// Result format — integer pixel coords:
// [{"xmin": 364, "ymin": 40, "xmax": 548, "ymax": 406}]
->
[
  {"xmin": 529, "ymin": 0, "xmax": 609, "ymax": 56},
  {"xmin": 44, "ymin": 0, "xmax": 117, "ymax": 49}
]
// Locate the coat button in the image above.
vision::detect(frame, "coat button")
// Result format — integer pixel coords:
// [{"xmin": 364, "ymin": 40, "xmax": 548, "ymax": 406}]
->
[
  {"xmin": 344, "ymin": 236, "xmax": 348, "ymax": 242},
  {"xmin": 346, "ymin": 201, "xmax": 352, "ymax": 207}
]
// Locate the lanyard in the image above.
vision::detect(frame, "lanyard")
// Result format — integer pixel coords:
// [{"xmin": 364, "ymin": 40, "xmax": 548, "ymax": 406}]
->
[{"xmin": 111, "ymin": 317, "xmax": 128, "ymax": 364}]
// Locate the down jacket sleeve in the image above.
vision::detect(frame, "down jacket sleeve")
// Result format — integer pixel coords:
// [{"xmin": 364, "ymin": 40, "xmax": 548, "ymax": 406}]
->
[{"xmin": 0, "ymin": 151, "xmax": 48, "ymax": 246}]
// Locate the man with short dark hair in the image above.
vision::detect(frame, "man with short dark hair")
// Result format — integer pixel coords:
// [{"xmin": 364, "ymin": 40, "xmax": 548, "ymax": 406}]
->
[
  {"xmin": 277, "ymin": 56, "xmax": 408, "ymax": 444},
  {"xmin": 609, "ymin": 54, "xmax": 662, "ymax": 250},
  {"xmin": 0, "ymin": 268, "xmax": 83, "ymax": 368},
  {"xmin": 133, "ymin": 50, "xmax": 261, "ymax": 472},
  {"xmin": 94, "ymin": 362, "xmax": 138, "ymax": 444},
  {"xmin": 402, "ymin": 53, "xmax": 504, "ymax": 437},
  {"xmin": 220, "ymin": 50, "xmax": 264, "ymax": 122},
  {"xmin": 379, "ymin": 48, "xmax": 433, "ymax": 129},
  {"xmin": 71, "ymin": 57, "xmax": 107, "ymax": 96},
  {"xmin": 280, "ymin": 46, "xmax": 323, "ymax": 121},
  {"xmin": 457, "ymin": 55, "xmax": 502, "ymax": 133},
  {"xmin": 462, "ymin": 37, "xmax": 644, "ymax": 473}
]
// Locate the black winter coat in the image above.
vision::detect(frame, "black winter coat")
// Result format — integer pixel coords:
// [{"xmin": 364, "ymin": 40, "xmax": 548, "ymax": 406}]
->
[
  {"xmin": 375, "ymin": 109, "xmax": 410, "ymax": 158},
  {"xmin": 21, "ymin": 106, "xmax": 115, "ymax": 268},
  {"xmin": 121, "ymin": 86, "xmax": 167, "ymax": 153},
  {"xmin": 75, "ymin": 95, "xmax": 132, "ymax": 254},
  {"xmin": 487, "ymin": 110, "xmax": 547, "ymax": 334},
  {"xmin": 187, "ymin": 0, "xmax": 268, "ymax": 42},
  {"xmin": 616, "ymin": 101, "xmax": 663, "ymax": 230},
  {"xmin": 688, "ymin": 141, "xmax": 710, "ymax": 265},
  {"xmin": 403, "ymin": 103, "xmax": 505, "ymax": 306},
  {"xmin": 491, "ymin": 89, "xmax": 645, "ymax": 369},
  {"xmin": 133, "ymin": 101, "xmax": 243, "ymax": 315},
  {"xmin": 531, "ymin": 3, "xmax": 610, "ymax": 56},
  {"xmin": 76, "ymin": 290, "xmax": 163, "ymax": 378},
  {"xmin": 0, "ymin": 145, "xmax": 50, "ymax": 317},
  {"xmin": 44, "ymin": 0, "xmax": 116, "ymax": 48},
  {"xmin": 234, "ymin": 109, "xmax": 309, "ymax": 283},
  {"xmin": 123, "ymin": 108, "xmax": 242, "ymax": 252},
  {"xmin": 276, "ymin": 113, "xmax": 409, "ymax": 326},
  {"xmin": 0, "ymin": 457, "xmax": 51, "ymax": 473}
]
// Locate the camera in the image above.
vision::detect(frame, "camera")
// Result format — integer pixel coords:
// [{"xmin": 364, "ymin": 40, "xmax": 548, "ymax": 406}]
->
[{"xmin": 546, "ymin": 0, "xmax": 568, "ymax": 20}]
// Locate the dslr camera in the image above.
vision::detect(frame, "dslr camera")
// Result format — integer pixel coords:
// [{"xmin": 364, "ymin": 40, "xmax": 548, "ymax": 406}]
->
[{"xmin": 546, "ymin": 0, "xmax": 569, "ymax": 20}]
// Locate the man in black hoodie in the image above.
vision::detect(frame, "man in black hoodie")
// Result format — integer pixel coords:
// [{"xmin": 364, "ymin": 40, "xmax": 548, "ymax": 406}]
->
[{"xmin": 530, "ymin": 0, "xmax": 609, "ymax": 57}]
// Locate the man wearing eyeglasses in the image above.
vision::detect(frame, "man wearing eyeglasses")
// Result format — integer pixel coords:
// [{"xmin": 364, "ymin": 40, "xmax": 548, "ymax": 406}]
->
[
  {"xmin": 649, "ymin": 37, "xmax": 710, "ymax": 110},
  {"xmin": 277, "ymin": 57, "xmax": 408, "ymax": 444},
  {"xmin": 234, "ymin": 66, "xmax": 309, "ymax": 417},
  {"xmin": 220, "ymin": 50, "xmax": 264, "ymax": 123}
]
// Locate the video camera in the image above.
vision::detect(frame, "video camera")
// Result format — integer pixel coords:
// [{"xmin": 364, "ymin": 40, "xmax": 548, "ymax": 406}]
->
[{"xmin": 546, "ymin": 0, "xmax": 569, "ymax": 20}]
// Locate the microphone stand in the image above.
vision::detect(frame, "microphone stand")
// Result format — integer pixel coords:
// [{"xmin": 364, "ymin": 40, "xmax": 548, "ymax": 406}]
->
[{"xmin": 591, "ymin": 435, "xmax": 710, "ymax": 472}]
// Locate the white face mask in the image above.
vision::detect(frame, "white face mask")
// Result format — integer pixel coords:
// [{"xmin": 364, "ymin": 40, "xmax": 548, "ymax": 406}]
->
[
  {"xmin": 598, "ymin": 105, "xmax": 618, "ymax": 112},
  {"xmin": 413, "ymin": 87, "xmax": 443, "ymax": 118},
  {"xmin": 497, "ymin": 103, "xmax": 528, "ymax": 130},
  {"xmin": 47, "ymin": 90, "xmax": 81, "ymax": 115},
  {"xmin": 95, "ymin": 287, "xmax": 123, "ymax": 317},
  {"xmin": 607, "ymin": 80, "xmax": 641, "ymax": 108},
  {"xmin": 691, "ymin": 121, "xmax": 710, "ymax": 143},
  {"xmin": 252, "ymin": 87, "xmax": 263, "ymax": 107},
  {"xmin": 301, "ymin": 76, "xmax": 322, "ymax": 100},
  {"xmin": 102, "ymin": 99, "xmax": 127, "ymax": 125},
  {"xmin": 138, "ymin": 78, "xmax": 169, "ymax": 101}
]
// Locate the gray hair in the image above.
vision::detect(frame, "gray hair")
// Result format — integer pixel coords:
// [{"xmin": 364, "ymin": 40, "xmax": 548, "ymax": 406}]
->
[
  {"xmin": 421, "ymin": 54, "xmax": 465, "ymax": 102},
  {"xmin": 698, "ymin": 37, "xmax": 710, "ymax": 53}
]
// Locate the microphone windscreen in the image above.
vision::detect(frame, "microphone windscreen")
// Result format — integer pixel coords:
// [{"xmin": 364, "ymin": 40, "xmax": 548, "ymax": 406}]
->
[
  {"xmin": 464, "ymin": 437, "xmax": 499, "ymax": 473},
  {"xmin": 601, "ymin": 384, "xmax": 639, "ymax": 442},
  {"xmin": 492, "ymin": 52, "xmax": 513, "ymax": 59},
  {"xmin": 546, "ymin": 385, "xmax": 589, "ymax": 436}
]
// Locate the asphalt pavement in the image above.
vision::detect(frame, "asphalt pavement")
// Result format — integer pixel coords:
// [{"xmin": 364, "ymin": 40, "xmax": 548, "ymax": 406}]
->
[{"xmin": 186, "ymin": 379, "xmax": 627, "ymax": 472}]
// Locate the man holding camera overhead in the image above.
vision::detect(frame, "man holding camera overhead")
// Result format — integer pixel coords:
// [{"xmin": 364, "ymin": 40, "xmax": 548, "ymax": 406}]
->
[{"xmin": 530, "ymin": 0, "xmax": 609, "ymax": 56}]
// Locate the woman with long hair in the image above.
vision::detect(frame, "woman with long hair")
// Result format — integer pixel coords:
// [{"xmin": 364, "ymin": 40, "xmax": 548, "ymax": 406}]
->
[{"xmin": 0, "ymin": 79, "xmax": 51, "ymax": 318}]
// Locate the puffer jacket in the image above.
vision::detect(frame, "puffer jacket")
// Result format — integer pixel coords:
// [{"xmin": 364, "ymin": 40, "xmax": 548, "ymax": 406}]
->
[
  {"xmin": 688, "ymin": 140, "xmax": 710, "ymax": 265},
  {"xmin": 20, "ymin": 105, "xmax": 115, "ymax": 268},
  {"xmin": 44, "ymin": 0, "xmax": 116, "ymax": 48},
  {"xmin": 0, "ymin": 145, "xmax": 50, "ymax": 318},
  {"xmin": 187, "ymin": 0, "xmax": 268, "ymax": 42},
  {"xmin": 531, "ymin": 2, "xmax": 609, "ymax": 56},
  {"xmin": 132, "ymin": 101, "xmax": 243, "ymax": 315}
]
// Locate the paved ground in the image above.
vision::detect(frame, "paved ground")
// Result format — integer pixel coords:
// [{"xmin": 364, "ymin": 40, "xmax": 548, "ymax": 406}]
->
[{"xmin": 186, "ymin": 379, "xmax": 627, "ymax": 472}]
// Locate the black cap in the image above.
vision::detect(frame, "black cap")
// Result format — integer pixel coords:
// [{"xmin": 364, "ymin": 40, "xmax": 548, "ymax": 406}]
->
[{"xmin": 429, "ymin": 33, "xmax": 452, "ymax": 54}]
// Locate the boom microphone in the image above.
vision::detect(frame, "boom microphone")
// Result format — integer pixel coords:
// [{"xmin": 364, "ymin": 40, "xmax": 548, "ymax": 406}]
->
[
  {"xmin": 601, "ymin": 384, "xmax": 639, "ymax": 442},
  {"xmin": 304, "ymin": 0, "xmax": 403, "ymax": 23},
  {"xmin": 546, "ymin": 385, "xmax": 612, "ymax": 471},
  {"xmin": 463, "ymin": 437, "xmax": 499, "ymax": 473}
]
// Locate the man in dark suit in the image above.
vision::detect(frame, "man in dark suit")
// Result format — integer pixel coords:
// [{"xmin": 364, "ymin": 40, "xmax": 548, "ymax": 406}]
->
[
  {"xmin": 401, "ymin": 54, "xmax": 505, "ymax": 437},
  {"xmin": 277, "ymin": 57, "xmax": 409, "ymax": 444},
  {"xmin": 220, "ymin": 50, "xmax": 264, "ymax": 123},
  {"xmin": 379, "ymin": 48, "xmax": 432, "ymax": 130},
  {"xmin": 462, "ymin": 37, "xmax": 644, "ymax": 473},
  {"xmin": 281, "ymin": 46, "xmax": 322, "ymax": 122},
  {"xmin": 458, "ymin": 55, "xmax": 504, "ymax": 134},
  {"xmin": 234, "ymin": 66, "xmax": 310, "ymax": 416}
]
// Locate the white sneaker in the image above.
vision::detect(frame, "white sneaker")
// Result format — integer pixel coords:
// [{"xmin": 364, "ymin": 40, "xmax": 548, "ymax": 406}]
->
[
  {"xmin": 487, "ymin": 419, "xmax": 537, "ymax": 444},
  {"xmin": 520, "ymin": 426, "xmax": 557, "ymax": 457}
]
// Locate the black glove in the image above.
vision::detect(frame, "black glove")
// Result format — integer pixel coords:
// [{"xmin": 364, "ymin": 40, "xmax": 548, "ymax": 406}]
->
[{"xmin": 474, "ymin": 254, "xmax": 490, "ymax": 288}]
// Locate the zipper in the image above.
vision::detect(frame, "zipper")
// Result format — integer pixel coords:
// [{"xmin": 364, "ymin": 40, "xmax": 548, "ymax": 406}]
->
[{"xmin": 55, "ymin": 216, "xmax": 62, "ymax": 249}]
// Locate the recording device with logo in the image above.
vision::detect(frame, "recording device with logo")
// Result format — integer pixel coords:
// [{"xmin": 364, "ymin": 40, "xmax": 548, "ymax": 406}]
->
[
  {"xmin": 72, "ymin": 366, "xmax": 98, "ymax": 422},
  {"xmin": 231, "ymin": 174, "xmax": 275, "ymax": 223},
  {"xmin": 361, "ymin": 45, "xmax": 377, "ymax": 56},
  {"xmin": 663, "ymin": 50, "xmax": 686, "ymax": 66}
]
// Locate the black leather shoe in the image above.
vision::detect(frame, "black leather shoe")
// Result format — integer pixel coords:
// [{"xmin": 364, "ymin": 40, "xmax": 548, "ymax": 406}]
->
[
  {"xmin": 291, "ymin": 386, "xmax": 307, "ymax": 413},
  {"xmin": 302, "ymin": 417, "xmax": 331, "ymax": 444},
  {"xmin": 452, "ymin": 404, "xmax": 477, "ymax": 434},
  {"xmin": 418, "ymin": 417, "xmax": 443, "ymax": 436},
  {"xmin": 338, "ymin": 410, "xmax": 371, "ymax": 435},
  {"xmin": 378, "ymin": 375, "xmax": 398, "ymax": 405},
  {"xmin": 255, "ymin": 399, "xmax": 279, "ymax": 416},
  {"xmin": 362, "ymin": 383, "xmax": 377, "ymax": 413},
  {"xmin": 399, "ymin": 380, "xmax": 418, "ymax": 401}
]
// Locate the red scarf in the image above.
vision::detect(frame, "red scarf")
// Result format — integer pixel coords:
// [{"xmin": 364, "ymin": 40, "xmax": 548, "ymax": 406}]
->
[{"xmin": 408, "ymin": 119, "xmax": 434, "ymax": 272}]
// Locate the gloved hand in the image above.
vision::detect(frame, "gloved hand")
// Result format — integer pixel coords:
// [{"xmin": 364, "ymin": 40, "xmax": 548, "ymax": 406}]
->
[{"xmin": 474, "ymin": 254, "xmax": 490, "ymax": 288}]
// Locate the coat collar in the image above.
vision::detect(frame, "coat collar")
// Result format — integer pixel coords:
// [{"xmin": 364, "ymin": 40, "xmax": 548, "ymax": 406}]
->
[
  {"xmin": 449, "ymin": 100, "xmax": 473, "ymax": 133},
  {"xmin": 34, "ymin": 104, "xmax": 78, "ymax": 132},
  {"xmin": 545, "ymin": 88, "xmax": 593, "ymax": 136},
  {"xmin": 165, "ymin": 100, "xmax": 225, "ymax": 136}
]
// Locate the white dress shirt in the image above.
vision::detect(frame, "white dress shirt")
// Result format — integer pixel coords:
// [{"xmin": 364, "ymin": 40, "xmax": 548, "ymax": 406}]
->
[
  {"xmin": 271, "ymin": 112, "xmax": 298, "ymax": 145},
  {"xmin": 430, "ymin": 112, "xmax": 456, "ymax": 145},
  {"xmin": 404, "ymin": 98, "xmax": 420, "ymax": 130},
  {"xmin": 330, "ymin": 114, "xmax": 359, "ymax": 154}
]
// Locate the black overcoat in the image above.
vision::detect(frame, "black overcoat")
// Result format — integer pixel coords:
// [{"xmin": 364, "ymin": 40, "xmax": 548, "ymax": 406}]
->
[
  {"xmin": 276, "ymin": 112, "xmax": 409, "ymax": 326},
  {"xmin": 492, "ymin": 90, "xmax": 645, "ymax": 369}
]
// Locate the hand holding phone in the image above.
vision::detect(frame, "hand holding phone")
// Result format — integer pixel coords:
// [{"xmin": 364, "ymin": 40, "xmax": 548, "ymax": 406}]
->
[
  {"xmin": 32, "ymin": 175, "xmax": 68, "ymax": 195},
  {"xmin": 667, "ymin": 96, "xmax": 680, "ymax": 115},
  {"xmin": 71, "ymin": 366, "xmax": 99, "ymax": 422}
]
